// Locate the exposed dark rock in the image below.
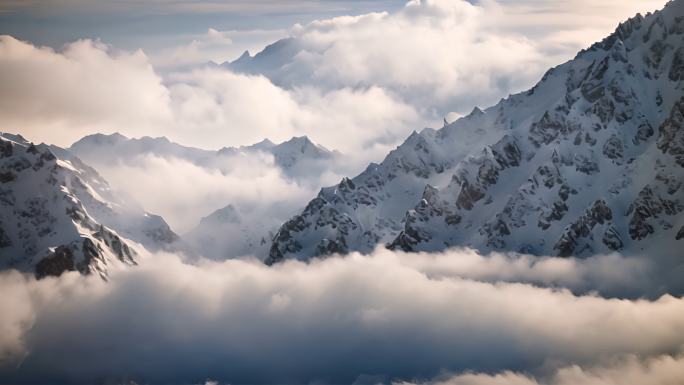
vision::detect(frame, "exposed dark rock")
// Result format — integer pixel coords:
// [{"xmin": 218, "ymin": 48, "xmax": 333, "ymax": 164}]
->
[
  {"xmin": 554, "ymin": 199, "xmax": 613, "ymax": 257},
  {"xmin": 315, "ymin": 238, "xmax": 348, "ymax": 256},
  {"xmin": 481, "ymin": 216, "xmax": 511, "ymax": 249},
  {"xmin": 93, "ymin": 225, "xmax": 135, "ymax": 262},
  {"xmin": 0, "ymin": 226, "xmax": 11, "ymax": 248},
  {"xmin": 669, "ymin": 47, "xmax": 684, "ymax": 81},
  {"xmin": 585, "ymin": 132, "xmax": 597, "ymax": 146},
  {"xmin": 575, "ymin": 154, "xmax": 600, "ymax": 175},
  {"xmin": 35, "ymin": 246, "xmax": 76, "ymax": 279},
  {"xmin": 456, "ymin": 180, "xmax": 486, "ymax": 210},
  {"xmin": 581, "ymin": 57, "xmax": 609, "ymax": 102},
  {"xmin": 491, "ymin": 135, "xmax": 522, "ymax": 168},
  {"xmin": 529, "ymin": 112, "xmax": 566, "ymax": 146},
  {"xmin": 539, "ymin": 201, "xmax": 568, "ymax": 229},
  {"xmin": 628, "ymin": 185, "xmax": 683, "ymax": 240},
  {"xmin": 602, "ymin": 227, "xmax": 624, "ymax": 251},
  {"xmin": 633, "ymin": 122, "xmax": 654, "ymax": 145},
  {"xmin": 656, "ymin": 172, "xmax": 682, "ymax": 195},
  {"xmin": 657, "ymin": 97, "xmax": 684, "ymax": 166},
  {"xmin": 592, "ymin": 97, "xmax": 615, "ymax": 124},
  {"xmin": 0, "ymin": 172, "xmax": 16, "ymax": 183},
  {"xmin": 0, "ymin": 141, "xmax": 12, "ymax": 158},
  {"xmin": 602, "ymin": 134, "xmax": 624, "ymax": 160}
]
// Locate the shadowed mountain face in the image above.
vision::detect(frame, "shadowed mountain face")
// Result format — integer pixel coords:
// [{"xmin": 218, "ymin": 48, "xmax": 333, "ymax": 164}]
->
[
  {"xmin": 267, "ymin": 1, "xmax": 684, "ymax": 264},
  {"xmin": 0, "ymin": 133, "xmax": 177, "ymax": 278}
]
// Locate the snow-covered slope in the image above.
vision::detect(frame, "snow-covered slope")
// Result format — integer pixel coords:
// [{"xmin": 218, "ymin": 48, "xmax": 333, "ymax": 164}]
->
[
  {"xmin": 0, "ymin": 133, "xmax": 177, "ymax": 278},
  {"xmin": 267, "ymin": 0, "xmax": 684, "ymax": 264}
]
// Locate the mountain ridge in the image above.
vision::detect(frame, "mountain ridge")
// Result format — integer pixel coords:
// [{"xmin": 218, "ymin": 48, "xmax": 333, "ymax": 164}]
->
[
  {"xmin": 0, "ymin": 133, "xmax": 178, "ymax": 278},
  {"xmin": 267, "ymin": 0, "xmax": 684, "ymax": 264}
]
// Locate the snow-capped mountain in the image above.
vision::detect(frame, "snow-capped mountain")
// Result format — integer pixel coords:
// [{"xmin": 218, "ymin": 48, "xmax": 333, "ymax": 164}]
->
[
  {"xmin": 218, "ymin": 135, "xmax": 339, "ymax": 177},
  {"xmin": 70, "ymin": 132, "xmax": 217, "ymax": 166},
  {"xmin": 267, "ymin": 0, "xmax": 684, "ymax": 264},
  {"xmin": 0, "ymin": 133, "xmax": 177, "ymax": 278},
  {"xmin": 225, "ymin": 38, "xmax": 301, "ymax": 88}
]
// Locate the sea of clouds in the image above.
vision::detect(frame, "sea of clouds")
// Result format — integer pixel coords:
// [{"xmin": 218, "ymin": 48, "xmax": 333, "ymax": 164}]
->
[{"xmin": 0, "ymin": 248, "xmax": 682, "ymax": 384}]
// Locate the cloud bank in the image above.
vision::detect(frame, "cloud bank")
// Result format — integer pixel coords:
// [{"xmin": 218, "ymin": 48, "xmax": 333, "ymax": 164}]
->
[{"xmin": 0, "ymin": 248, "xmax": 681, "ymax": 384}]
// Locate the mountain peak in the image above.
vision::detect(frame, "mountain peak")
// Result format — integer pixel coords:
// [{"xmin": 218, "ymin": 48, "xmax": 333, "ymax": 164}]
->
[
  {"xmin": 241, "ymin": 138, "xmax": 276, "ymax": 152},
  {"xmin": 0, "ymin": 132, "xmax": 29, "ymax": 145},
  {"xmin": 71, "ymin": 132, "xmax": 128, "ymax": 148},
  {"xmin": 275, "ymin": 136, "xmax": 331, "ymax": 154},
  {"xmin": 199, "ymin": 204, "xmax": 241, "ymax": 225}
]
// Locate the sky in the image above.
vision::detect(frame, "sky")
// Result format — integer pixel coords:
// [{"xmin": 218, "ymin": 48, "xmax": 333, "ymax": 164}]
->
[{"xmin": 0, "ymin": 0, "xmax": 403, "ymax": 60}]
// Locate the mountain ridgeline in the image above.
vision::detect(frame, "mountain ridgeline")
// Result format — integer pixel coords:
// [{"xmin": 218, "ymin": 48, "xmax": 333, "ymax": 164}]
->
[
  {"xmin": 0, "ymin": 134, "xmax": 178, "ymax": 278},
  {"xmin": 266, "ymin": 1, "xmax": 684, "ymax": 264}
]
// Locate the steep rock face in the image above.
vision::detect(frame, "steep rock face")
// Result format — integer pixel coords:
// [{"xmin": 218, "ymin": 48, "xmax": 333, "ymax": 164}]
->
[
  {"xmin": 269, "ymin": 1, "xmax": 684, "ymax": 262},
  {"xmin": 658, "ymin": 97, "xmax": 684, "ymax": 166},
  {"xmin": 0, "ymin": 134, "xmax": 176, "ymax": 278},
  {"xmin": 553, "ymin": 200, "xmax": 616, "ymax": 257}
]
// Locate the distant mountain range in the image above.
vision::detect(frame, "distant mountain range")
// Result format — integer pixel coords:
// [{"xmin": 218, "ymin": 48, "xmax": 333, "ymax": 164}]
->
[
  {"xmin": 70, "ymin": 132, "xmax": 339, "ymax": 179},
  {"xmin": 69, "ymin": 132, "xmax": 341, "ymax": 260}
]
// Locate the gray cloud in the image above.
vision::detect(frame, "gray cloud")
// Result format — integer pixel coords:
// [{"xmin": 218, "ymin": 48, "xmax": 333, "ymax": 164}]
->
[
  {"xmin": 401, "ymin": 350, "xmax": 684, "ymax": 385},
  {"xmin": 0, "ymin": 249, "xmax": 682, "ymax": 384}
]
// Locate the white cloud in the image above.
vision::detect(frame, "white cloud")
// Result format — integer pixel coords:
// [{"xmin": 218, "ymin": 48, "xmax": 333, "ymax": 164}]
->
[
  {"xmin": 165, "ymin": 68, "xmax": 420, "ymax": 155},
  {"xmin": 0, "ymin": 36, "xmax": 420, "ymax": 162},
  {"xmin": 0, "ymin": 249, "xmax": 681, "ymax": 383},
  {"xmin": 0, "ymin": 36, "xmax": 172, "ymax": 145},
  {"xmin": 94, "ymin": 151, "xmax": 318, "ymax": 233}
]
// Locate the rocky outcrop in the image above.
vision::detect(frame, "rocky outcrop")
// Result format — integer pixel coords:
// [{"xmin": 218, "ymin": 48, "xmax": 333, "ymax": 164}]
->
[
  {"xmin": 602, "ymin": 134, "xmax": 624, "ymax": 161},
  {"xmin": 554, "ymin": 200, "xmax": 613, "ymax": 257},
  {"xmin": 677, "ymin": 225, "xmax": 684, "ymax": 240},
  {"xmin": 658, "ymin": 97, "xmax": 684, "ymax": 167},
  {"xmin": 627, "ymin": 185, "xmax": 683, "ymax": 240}
]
